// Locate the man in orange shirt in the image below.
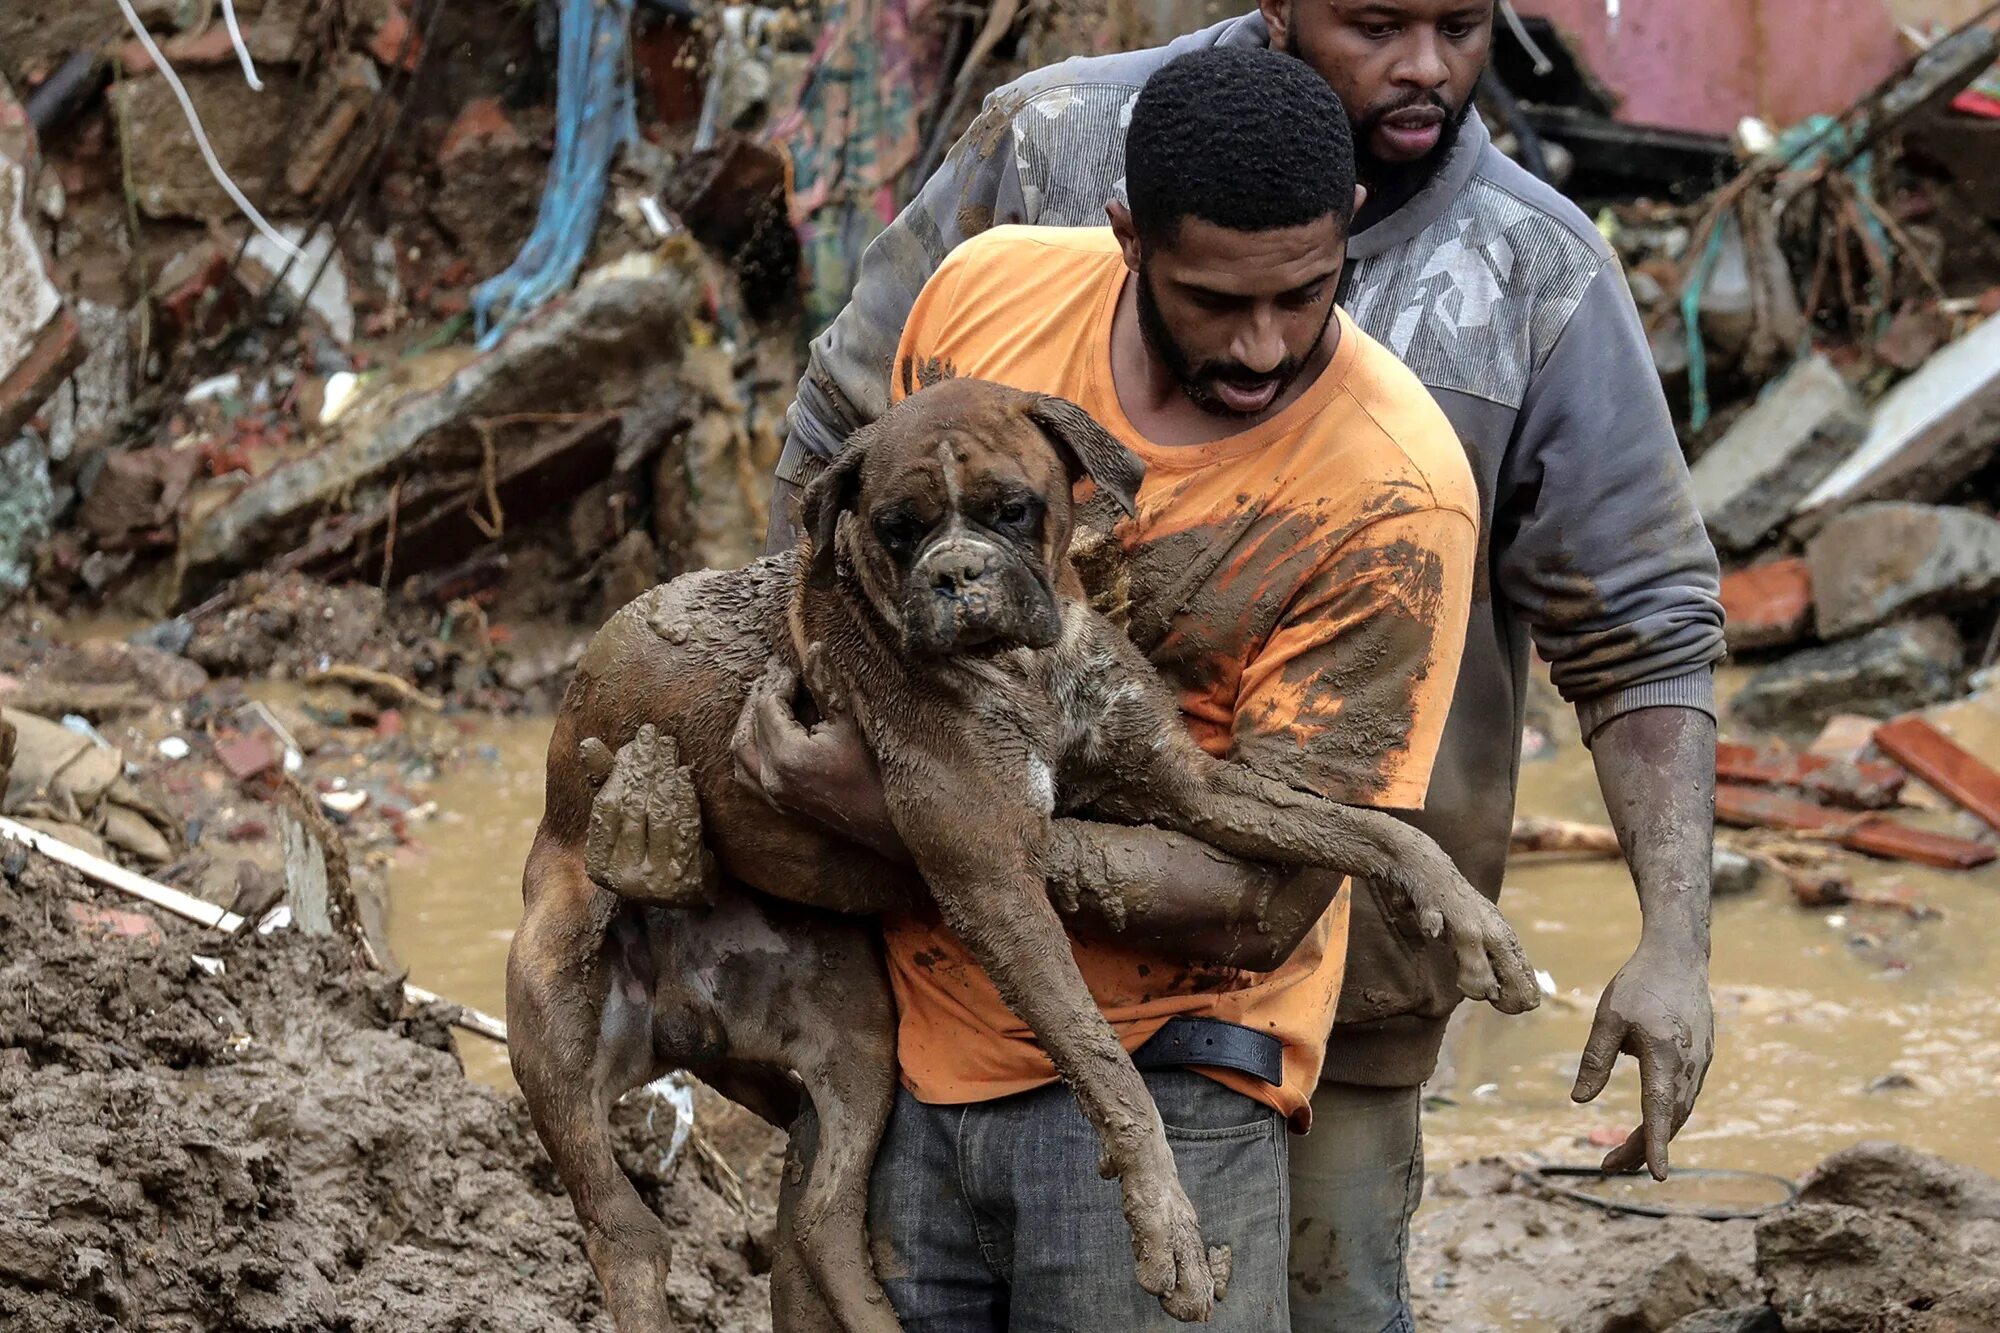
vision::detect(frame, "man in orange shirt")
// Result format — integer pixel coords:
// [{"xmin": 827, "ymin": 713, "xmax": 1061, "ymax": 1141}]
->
[{"xmin": 724, "ymin": 48, "xmax": 1480, "ymax": 1326}]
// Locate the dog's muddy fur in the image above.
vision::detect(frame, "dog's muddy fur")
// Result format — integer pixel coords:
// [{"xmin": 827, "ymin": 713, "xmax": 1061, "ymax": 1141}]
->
[{"xmin": 509, "ymin": 379, "xmax": 1537, "ymax": 1332}]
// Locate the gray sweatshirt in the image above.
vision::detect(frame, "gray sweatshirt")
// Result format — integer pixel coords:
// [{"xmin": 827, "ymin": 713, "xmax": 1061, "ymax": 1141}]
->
[{"xmin": 776, "ymin": 13, "xmax": 1726, "ymax": 1087}]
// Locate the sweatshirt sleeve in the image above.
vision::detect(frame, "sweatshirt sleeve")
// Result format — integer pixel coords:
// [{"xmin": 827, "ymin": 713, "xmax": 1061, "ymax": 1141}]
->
[
  {"xmin": 778, "ymin": 94, "xmax": 1029, "ymax": 482},
  {"xmin": 1494, "ymin": 259, "xmax": 1726, "ymax": 742}
]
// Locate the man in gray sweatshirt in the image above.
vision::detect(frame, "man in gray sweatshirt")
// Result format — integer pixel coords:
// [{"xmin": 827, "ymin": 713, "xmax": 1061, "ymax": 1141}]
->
[{"xmin": 737, "ymin": 1, "xmax": 1726, "ymax": 1326}]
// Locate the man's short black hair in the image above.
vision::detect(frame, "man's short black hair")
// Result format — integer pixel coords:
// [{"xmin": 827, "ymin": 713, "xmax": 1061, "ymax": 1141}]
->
[{"xmin": 1125, "ymin": 47, "xmax": 1357, "ymax": 246}]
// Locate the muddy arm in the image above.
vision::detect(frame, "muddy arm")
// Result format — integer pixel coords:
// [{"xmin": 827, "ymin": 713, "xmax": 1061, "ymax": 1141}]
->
[{"xmin": 1571, "ymin": 706, "xmax": 1716, "ymax": 1180}]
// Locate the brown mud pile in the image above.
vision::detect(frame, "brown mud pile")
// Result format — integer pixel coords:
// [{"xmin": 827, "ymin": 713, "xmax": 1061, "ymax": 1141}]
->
[{"xmin": 0, "ymin": 851, "xmax": 771, "ymax": 1333}]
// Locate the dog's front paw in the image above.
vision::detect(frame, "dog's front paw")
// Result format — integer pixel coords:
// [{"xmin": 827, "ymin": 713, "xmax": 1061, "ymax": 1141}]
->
[
  {"xmin": 1119, "ymin": 1159, "xmax": 1222, "ymax": 1322},
  {"xmin": 584, "ymin": 723, "xmax": 716, "ymax": 907},
  {"xmin": 1410, "ymin": 876, "xmax": 1539, "ymax": 1016}
]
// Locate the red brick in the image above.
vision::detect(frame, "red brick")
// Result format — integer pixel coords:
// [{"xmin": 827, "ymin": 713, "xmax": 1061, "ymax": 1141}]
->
[
  {"xmin": 215, "ymin": 732, "xmax": 280, "ymax": 781},
  {"xmin": 439, "ymin": 97, "xmax": 522, "ymax": 166},
  {"xmin": 1721, "ymin": 558, "xmax": 1813, "ymax": 652},
  {"xmin": 370, "ymin": 9, "xmax": 424, "ymax": 72}
]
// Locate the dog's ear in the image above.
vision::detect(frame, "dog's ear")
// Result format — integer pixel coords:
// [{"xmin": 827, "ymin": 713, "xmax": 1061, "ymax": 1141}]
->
[
  {"xmin": 1025, "ymin": 395, "xmax": 1145, "ymax": 519},
  {"xmin": 800, "ymin": 443, "xmax": 867, "ymax": 588}
]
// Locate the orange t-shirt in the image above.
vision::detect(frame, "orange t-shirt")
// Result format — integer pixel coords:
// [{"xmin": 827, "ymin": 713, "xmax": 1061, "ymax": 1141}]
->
[{"xmin": 884, "ymin": 226, "xmax": 1477, "ymax": 1130}]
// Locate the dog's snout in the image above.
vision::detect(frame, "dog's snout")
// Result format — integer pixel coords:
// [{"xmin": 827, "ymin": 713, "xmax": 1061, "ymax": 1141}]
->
[{"xmin": 929, "ymin": 544, "xmax": 996, "ymax": 595}]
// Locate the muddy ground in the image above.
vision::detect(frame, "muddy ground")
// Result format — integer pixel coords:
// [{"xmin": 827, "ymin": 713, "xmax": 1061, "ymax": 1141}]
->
[{"xmin": 0, "ymin": 851, "xmax": 772, "ymax": 1333}]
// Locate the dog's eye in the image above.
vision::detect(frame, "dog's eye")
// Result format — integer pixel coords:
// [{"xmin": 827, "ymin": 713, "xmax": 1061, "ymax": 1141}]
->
[
  {"xmin": 994, "ymin": 498, "xmax": 1036, "ymax": 531},
  {"xmin": 874, "ymin": 510, "xmax": 925, "ymax": 555}
]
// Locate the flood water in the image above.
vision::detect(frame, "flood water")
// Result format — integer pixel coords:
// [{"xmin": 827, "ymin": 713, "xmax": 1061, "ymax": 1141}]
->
[{"xmin": 387, "ymin": 688, "xmax": 2000, "ymax": 1180}]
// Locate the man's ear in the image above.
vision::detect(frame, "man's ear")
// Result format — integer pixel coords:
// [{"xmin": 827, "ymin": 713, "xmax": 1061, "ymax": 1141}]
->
[
  {"xmin": 800, "ymin": 443, "xmax": 867, "ymax": 588},
  {"xmin": 1025, "ymin": 394, "xmax": 1145, "ymax": 519},
  {"xmin": 1259, "ymin": 0, "xmax": 1292, "ymax": 51},
  {"xmin": 1353, "ymin": 183, "xmax": 1368, "ymax": 221},
  {"xmin": 1106, "ymin": 200, "xmax": 1142, "ymax": 275}
]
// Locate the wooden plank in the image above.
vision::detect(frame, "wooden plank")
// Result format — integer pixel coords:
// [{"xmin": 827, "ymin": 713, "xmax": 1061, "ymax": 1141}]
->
[
  {"xmin": 1873, "ymin": 715, "xmax": 2000, "ymax": 835},
  {"xmin": 1714, "ymin": 784, "xmax": 1995, "ymax": 870}
]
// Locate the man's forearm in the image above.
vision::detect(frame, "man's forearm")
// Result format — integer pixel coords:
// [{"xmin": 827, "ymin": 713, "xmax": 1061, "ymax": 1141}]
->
[
  {"xmin": 1046, "ymin": 820, "xmax": 1338, "ymax": 971},
  {"xmin": 1590, "ymin": 706, "xmax": 1715, "ymax": 951}
]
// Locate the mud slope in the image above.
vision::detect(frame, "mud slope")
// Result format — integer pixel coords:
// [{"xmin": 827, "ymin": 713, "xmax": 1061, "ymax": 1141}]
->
[{"xmin": 0, "ymin": 852, "xmax": 769, "ymax": 1332}]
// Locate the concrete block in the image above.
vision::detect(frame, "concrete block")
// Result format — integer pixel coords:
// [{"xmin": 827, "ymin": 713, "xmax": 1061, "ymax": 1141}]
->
[
  {"xmin": 1730, "ymin": 618, "xmax": 1964, "ymax": 737},
  {"xmin": 1690, "ymin": 354, "xmax": 1866, "ymax": 552},
  {"xmin": 1797, "ymin": 312, "xmax": 2000, "ymax": 517},
  {"xmin": 1809, "ymin": 502, "xmax": 2000, "ymax": 639}
]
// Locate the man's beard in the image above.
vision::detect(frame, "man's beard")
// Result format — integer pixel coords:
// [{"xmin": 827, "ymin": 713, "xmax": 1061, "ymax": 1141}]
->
[
  {"xmin": 1136, "ymin": 264, "xmax": 1333, "ymax": 419},
  {"xmin": 1280, "ymin": 29, "xmax": 1476, "ymax": 203}
]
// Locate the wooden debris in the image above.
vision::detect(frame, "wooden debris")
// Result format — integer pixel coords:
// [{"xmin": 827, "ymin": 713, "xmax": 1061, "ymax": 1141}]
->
[
  {"xmin": 304, "ymin": 664, "xmax": 444, "ymax": 711},
  {"xmin": 1873, "ymin": 715, "xmax": 2000, "ymax": 835},
  {"xmin": 1510, "ymin": 815, "xmax": 1623, "ymax": 857},
  {"xmin": 1714, "ymin": 783, "xmax": 1996, "ymax": 870}
]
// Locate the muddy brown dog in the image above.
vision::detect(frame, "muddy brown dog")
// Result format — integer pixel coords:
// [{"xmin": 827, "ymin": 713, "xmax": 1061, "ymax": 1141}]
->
[{"xmin": 508, "ymin": 377, "xmax": 1538, "ymax": 1333}]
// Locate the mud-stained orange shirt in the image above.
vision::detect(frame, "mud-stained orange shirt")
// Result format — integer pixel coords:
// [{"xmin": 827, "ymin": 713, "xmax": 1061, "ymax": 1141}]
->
[{"xmin": 883, "ymin": 226, "xmax": 1477, "ymax": 1129}]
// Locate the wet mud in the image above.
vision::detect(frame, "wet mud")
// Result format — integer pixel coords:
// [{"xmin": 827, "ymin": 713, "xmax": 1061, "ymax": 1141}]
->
[{"xmin": 0, "ymin": 852, "xmax": 770, "ymax": 1332}]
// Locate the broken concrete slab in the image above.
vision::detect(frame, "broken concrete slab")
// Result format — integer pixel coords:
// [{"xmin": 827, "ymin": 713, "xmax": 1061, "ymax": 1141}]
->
[
  {"xmin": 1797, "ymin": 313, "xmax": 2000, "ymax": 519},
  {"xmin": 1663, "ymin": 1309, "xmax": 1781, "ymax": 1333},
  {"xmin": 1720, "ymin": 557, "xmax": 1814, "ymax": 652},
  {"xmin": 1809, "ymin": 502, "xmax": 2000, "ymax": 639},
  {"xmin": 1730, "ymin": 618, "xmax": 1964, "ymax": 736},
  {"xmin": 1690, "ymin": 354, "xmax": 1866, "ymax": 553},
  {"xmin": 1, "ymin": 71, "xmax": 82, "ymax": 443},
  {"xmin": 180, "ymin": 258, "xmax": 701, "ymax": 590}
]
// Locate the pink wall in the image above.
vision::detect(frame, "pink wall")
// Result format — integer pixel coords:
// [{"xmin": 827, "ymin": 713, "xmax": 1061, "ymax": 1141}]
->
[{"xmin": 1516, "ymin": 0, "xmax": 1909, "ymax": 135}]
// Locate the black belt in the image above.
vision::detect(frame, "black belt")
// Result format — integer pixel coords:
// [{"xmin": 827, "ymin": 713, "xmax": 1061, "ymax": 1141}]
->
[{"xmin": 1132, "ymin": 1016, "xmax": 1284, "ymax": 1087}]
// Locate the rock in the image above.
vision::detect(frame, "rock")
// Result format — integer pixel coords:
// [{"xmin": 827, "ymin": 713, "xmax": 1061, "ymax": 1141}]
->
[
  {"xmin": 1800, "ymin": 1143, "xmax": 2000, "ymax": 1223},
  {"xmin": 1720, "ymin": 558, "xmax": 1814, "ymax": 653},
  {"xmin": 1690, "ymin": 355, "xmax": 1865, "ymax": 553},
  {"xmin": 1808, "ymin": 503, "xmax": 2000, "ymax": 640},
  {"xmin": 1712, "ymin": 847, "xmax": 1761, "ymax": 896},
  {"xmin": 1571, "ymin": 1250, "xmax": 1755, "ymax": 1333},
  {"xmin": 1730, "ymin": 620, "xmax": 1964, "ymax": 736},
  {"xmin": 1798, "ymin": 313, "xmax": 2000, "ymax": 519},
  {"xmin": 1757, "ymin": 1203, "xmax": 1994, "ymax": 1333},
  {"xmin": 1664, "ymin": 1307, "xmax": 1782, "ymax": 1333}
]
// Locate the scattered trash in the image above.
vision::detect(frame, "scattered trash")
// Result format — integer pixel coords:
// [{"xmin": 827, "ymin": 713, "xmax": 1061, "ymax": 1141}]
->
[
  {"xmin": 156, "ymin": 736, "xmax": 191, "ymax": 760},
  {"xmin": 321, "ymin": 788, "xmax": 370, "ymax": 817},
  {"xmin": 190, "ymin": 953, "xmax": 226, "ymax": 977}
]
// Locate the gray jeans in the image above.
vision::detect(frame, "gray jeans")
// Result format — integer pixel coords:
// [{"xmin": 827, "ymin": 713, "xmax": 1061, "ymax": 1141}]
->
[
  {"xmin": 1287, "ymin": 1082, "xmax": 1424, "ymax": 1333},
  {"xmin": 866, "ymin": 1070, "xmax": 1291, "ymax": 1330}
]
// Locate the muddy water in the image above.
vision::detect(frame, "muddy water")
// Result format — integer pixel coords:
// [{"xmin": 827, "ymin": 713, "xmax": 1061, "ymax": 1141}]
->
[{"xmin": 388, "ymin": 704, "xmax": 2000, "ymax": 1177}]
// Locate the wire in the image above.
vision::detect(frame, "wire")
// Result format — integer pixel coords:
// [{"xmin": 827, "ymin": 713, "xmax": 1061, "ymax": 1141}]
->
[
  {"xmin": 221, "ymin": 0, "xmax": 264, "ymax": 91},
  {"xmin": 1498, "ymin": 0, "xmax": 1554, "ymax": 77},
  {"xmin": 112, "ymin": 0, "xmax": 304, "ymax": 261},
  {"xmin": 1531, "ymin": 1165, "xmax": 1800, "ymax": 1221}
]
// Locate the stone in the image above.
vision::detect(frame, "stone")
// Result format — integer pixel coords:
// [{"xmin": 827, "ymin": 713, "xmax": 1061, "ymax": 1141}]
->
[
  {"xmin": 1798, "ymin": 313, "xmax": 2000, "ymax": 518},
  {"xmin": 1730, "ymin": 619, "xmax": 1965, "ymax": 736},
  {"xmin": 1690, "ymin": 354, "xmax": 1865, "ymax": 552},
  {"xmin": 1712, "ymin": 847, "xmax": 1761, "ymax": 896},
  {"xmin": 1808, "ymin": 502, "xmax": 2000, "ymax": 640},
  {"xmin": 1720, "ymin": 558, "xmax": 1814, "ymax": 652},
  {"xmin": 1572, "ymin": 1250, "xmax": 1755, "ymax": 1333},
  {"xmin": 1757, "ymin": 1203, "xmax": 1994, "ymax": 1333},
  {"xmin": 1800, "ymin": 1143, "xmax": 2000, "ymax": 1223}
]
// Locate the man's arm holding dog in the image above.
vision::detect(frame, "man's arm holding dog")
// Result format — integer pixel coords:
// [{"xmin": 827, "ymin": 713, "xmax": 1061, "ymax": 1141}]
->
[{"xmin": 732, "ymin": 505, "xmax": 1475, "ymax": 970}]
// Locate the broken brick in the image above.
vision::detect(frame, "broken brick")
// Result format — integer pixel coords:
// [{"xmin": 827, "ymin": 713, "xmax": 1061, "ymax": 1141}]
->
[
  {"xmin": 1721, "ymin": 558, "xmax": 1814, "ymax": 652},
  {"xmin": 214, "ymin": 732, "xmax": 280, "ymax": 782},
  {"xmin": 439, "ymin": 97, "xmax": 523, "ymax": 167},
  {"xmin": 1873, "ymin": 715, "xmax": 2000, "ymax": 835},
  {"xmin": 370, "ymin": 9, "xmax": 424, "ymax": 72},
  {"xmin": 66, "ymin": 901, "xmax": 165, "ymax": 945}
]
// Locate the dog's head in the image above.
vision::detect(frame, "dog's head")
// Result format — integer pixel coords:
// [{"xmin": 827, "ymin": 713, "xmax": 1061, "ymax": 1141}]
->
[{"xmin": 801, "ymin": 379, "xmax": 1144, "ymax": 660}]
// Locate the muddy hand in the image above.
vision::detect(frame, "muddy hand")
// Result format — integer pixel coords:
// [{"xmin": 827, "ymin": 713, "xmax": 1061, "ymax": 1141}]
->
[
  {"xmin": 1571, "ymin": 942, "xmax": 1713, "ymax": 1179},
  {"xmin": 583, "ymin": 724, "xmax": 715, "ymax": 907},
  {"xmin": 1400, "ymin": 871, "xmax": 1540, "ymax": 1015},
  {"xmin": 1111, "ymin": 1150, "xmax": 1226, "ymax": 1322},
  {"xmin": 732, "ymin": 656, "xmax": 905, "ymax": 861}
]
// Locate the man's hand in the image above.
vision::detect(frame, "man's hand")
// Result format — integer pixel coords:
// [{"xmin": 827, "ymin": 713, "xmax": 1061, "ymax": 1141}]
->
[
  {"xmin": 731, "ymin": 660, "xmax": 908, "ymax": 862},
  {"xmin": 1578, "ymin": 705, "xmax": 1719, "ymax": 1181},
  {"xmin": 581, "ymin": 724, "xmax": 717, "ymax": 905},
  {"xmin": 1571, "ymin": 940, "xmax": 1714, "ymax": 1179}
]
